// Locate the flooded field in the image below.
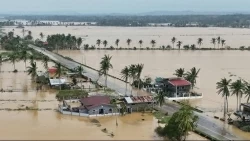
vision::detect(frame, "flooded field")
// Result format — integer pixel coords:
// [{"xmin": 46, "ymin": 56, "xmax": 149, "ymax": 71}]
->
[
  {"xmin": 4, "ymin": 26, "xmax": 250, "ymax": 48},
  {"xmin": 1, "ymin": 26, "xmax": 250, "ymax": 139}
]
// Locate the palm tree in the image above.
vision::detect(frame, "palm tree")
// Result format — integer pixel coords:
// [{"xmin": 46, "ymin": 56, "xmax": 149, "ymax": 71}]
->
[
  {"xmin": 96, "ymin": 39, "xmax": 101, "ymax": 48},
  {"xmin": 121, "ymin": 66, "xmax": 130, "ymax": 95},
  {"xmin": 99, "ymin": 55, "xmax": 113, "ymax": 87},
  {"xmin": 20, "ymin": 50, "xmax": 28, "ymax": 68},
  {"xmin": 103, "ymin": 40, "xmax": 108, "ymax": 48},
  {"xmin": 230, "ymin": 79, "xmax": 245, "ymax": 111},
  {"xmin": 40, "ymin": 32, "xmax": 44, "ymax": 40},
  {"xmin": 176, "ymin": 41, "xmax": 182, "ymax": 50},
  {"xmin": 115, "ymin": 39, "xmax": 120, "ymax": 48},
  {"xmin": 135, "ymin": 64, "xmax": 144, "ymax": 90},
  {"xmin": 139, "ymin": 40, "xmax": 143, "ymax": 48},
  {"xmin": 217, "ymin": 36, "xmax": 221, "ymax": 48},
  {"xmin": 216, "ymin": 78, "xmax": 232, "ymax": 118},
  {"xmin": 0, "ymin": 53, "xmax": 4, "ymax": 72},
  {"xmin": 27, "ymin": 61, "xmax": 37, "ymax": 81},
  {"xmin": 174, "ymin": 68, "xmax": 185, "ymax": 77},
  {"xmin": 127, "ymin": 39, "xmax": 132, "ymax": 48},
  {"xmin": 75, "ymin": 66, "xmax": 84, "ymax": 89},
  {"xmin": 129, "ymin": 64, "xmax": 137, "ymax": 95},
  {"xmin": 150, "ymin": 40, "xmax": 156, "ymax": 48},
  {"xmin": 197, "ymin": 38, "xmax": 203, "ymax": 48},
  {"xmin": 42, "ymin": 56, "xmax": 49, "ymax": 70},
  {"xmin": 185, "ymin": 67, "xmax": 200, "ymax": 89},
  {"xmin": 22, "ymin": 28, "xmax": 25, "ymax": 37},
  {"xmin": 77, "ymin": 37, "xmax": 83, "ymax": 49},
  {"xmin": 211, "ymin": 38, "xmax": 216, "ymax": 48},
  {"xmin": 8, "ymin": 52, "xmax": 18, "ymax": 70},
  {"xmin": 29, "ymin": 55, "xmax": 34, "ymax": 64},
  {"xmin": 55, "ymin": 63, "xmax": 62, "ymax": 78},
  {"xmin": 154, "ymin": 92, "xmax": 165, "ymax": 107},
  {"xmin": 221, "ymin": 39, "xmax": 226, "ymax": 48},
  {"xmin": 171, "ymin": 37, "xmax": 176, "ymax": 49},
  {"xmin": 244, "ymin": 83, "xmax": 250, "ymax": 103}
]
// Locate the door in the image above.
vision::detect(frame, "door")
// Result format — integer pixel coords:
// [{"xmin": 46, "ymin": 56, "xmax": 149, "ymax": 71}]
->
[{"xmin": 99, "ymin": 109, "xmax": 104, "ymax": 114}]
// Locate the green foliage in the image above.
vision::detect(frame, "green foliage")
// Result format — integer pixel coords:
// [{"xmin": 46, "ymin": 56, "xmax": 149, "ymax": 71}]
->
[
  {"xmin": 153, "ymin": 111, "xmax": 171, "ymax": 124},
  {"xmin": 56, "ymin": 90, "xmax": 88, "ymax": 101}
]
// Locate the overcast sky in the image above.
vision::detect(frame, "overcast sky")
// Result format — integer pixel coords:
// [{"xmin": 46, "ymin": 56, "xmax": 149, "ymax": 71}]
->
[{"xmin": 1, "ymin": 0, "xmax": 250, "ymax": 14}]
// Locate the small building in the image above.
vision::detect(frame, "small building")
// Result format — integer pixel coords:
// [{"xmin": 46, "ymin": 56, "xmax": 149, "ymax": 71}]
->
[
  {"xmin": 240, "ymin": 103, "xmax": 250, "ymax": 116},
  {"xmin": 79, "ymin": 96, "xmax": 116, "ymax": 115},
  {"xmin": 124, "ymin": 96, "xmax": 155, "ymax": 113}
]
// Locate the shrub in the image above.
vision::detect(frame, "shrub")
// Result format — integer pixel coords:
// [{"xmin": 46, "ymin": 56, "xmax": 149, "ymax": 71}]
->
[
  {"xmin": 240, "ymin": 125, "xmax": 250, "ymax": 132},
  {"xmin": 133, "ymin": 47, "xmax": 137, "ymax": 50},
  {"xmin": 154, "ymin": 126, "xmax": 165, "ymax": 137},
  {"xmin": 13, "ymin": 69, "xmax": 18, "ymax": 73}
]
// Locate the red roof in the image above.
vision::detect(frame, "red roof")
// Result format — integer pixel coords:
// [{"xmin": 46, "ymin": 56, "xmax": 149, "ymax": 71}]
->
[
  {"xmin": 80, "ymin": 96, "xmax": 110, "ymax": 110},
  {"xmin": 48, "ymin": 67, "xmax": 57, "ymax": 73},
  {"xmin": 168, "ymin": 79, "xmax": 191, "ymax": 86}
]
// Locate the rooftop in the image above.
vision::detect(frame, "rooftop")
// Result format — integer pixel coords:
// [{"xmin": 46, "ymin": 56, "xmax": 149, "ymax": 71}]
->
[
  {"xmin": 168, "ymin": 78, "xmax": 191, "ymax": 86},
  {"xmin": 49, "ymin": 78, "xmax": 66, "ymax": 86},
  {"xmin": 124, "ymin": 96, "xmax": 154, "ymax": 104},
  {"xmin": 80, "ymin": 96, "xmax": 111, "ymax": 110},
  {"xmin": 241, "ymin": 103, "xmax": 250, "ymax": 108}
]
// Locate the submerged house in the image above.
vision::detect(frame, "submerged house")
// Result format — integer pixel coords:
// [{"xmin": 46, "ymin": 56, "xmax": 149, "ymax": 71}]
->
[
  {"xmin": 78, "ymin": 96, "xmax": 116, "ymax": 115},
  {"xmin": 146, "ymin": 77, "xmax": 202, "ymax": 100},
  {"xmin": 124, "ymin": 96, "xmax": 155, "ymax": 113}
]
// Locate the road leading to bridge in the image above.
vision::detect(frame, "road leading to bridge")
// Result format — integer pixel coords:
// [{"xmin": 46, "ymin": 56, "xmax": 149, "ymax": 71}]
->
[{"xmin": 29, "ymin": 44, "xmax": 146, "ymax": 96}]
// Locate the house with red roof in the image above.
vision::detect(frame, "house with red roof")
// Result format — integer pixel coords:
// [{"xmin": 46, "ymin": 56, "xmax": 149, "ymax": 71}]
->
[{"xmin": 78, "ymin": 96, "xmax": 116, "ymax": 115}]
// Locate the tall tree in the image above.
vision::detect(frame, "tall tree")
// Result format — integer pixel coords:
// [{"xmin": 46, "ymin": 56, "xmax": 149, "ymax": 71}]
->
[
  {"xmin": 96, "ymin": 39, "xmax": 101, "ymax": 48},
  {"xmin": 75, "ymin": 66, "xmax": 84, "ymax": 89},
  {"xmin": 185, "ymin": 67, "xmax": 200, "ymax": 89},
  {"xmin": 20, "ymin": 50, "xmax": 28, "ymax": 68},
  {"xmin": 154, "ymin": 91, "xmax": 165, "ymax": 107},
  {"xmin": 40, "ymin": 32, "xmax": 44, "ymax": 40},
  {"xmin": 135, "ymin": 64, "xmax": 144, "ymax": 90},
  {"xmin": 197, "ymin": 38, "xmax": 203, "ymax": 48},
  {"xmin": 121, "ymin": 66, "xmax": 130, "ymax": 95},
  {"xmin": 244, "ymin": 83, "xmax": 250, "ymax": 103},
  {"xmin": 127, "ymin": 39, "xmax": 132, "ymax": 48},
  {"xmin": 230, "ymin": 79, "xmax": 245, "ymax": 111},
  {"xmin": 217, "ymin": 36, "xmax": 221, "ymax": 48},
  {"xmin": 27, "ymin": 61, "xmax": 38, "ymax": 81},
  {"xmin": 42, "ymin": 56, "xmax": 49, "ymax": 70},
  {"xmin": 76, "ymin": 37, "xmax": 83, "ymax": 49},
  {"xmin": 55, "ymin": 63, "xmax": 62, "ymax": 78},
  {"xmin": 216, "ymin": 78, "xmax": 232, "ymax": 118},
  {"xmin": 211, "ymin": 38, "xmax": 216, "ymax": 48},
  {"xmin": 171, "ymin": 37, "xmax": 176, "ymax": 49},
  {"xmin": 139, "ymin": 40, "xmax": 143, "ymax": 48},
  {"xmin": 174, "ymin": 68, "xmax": 185, "ymax": 77},
  {"xmin": 176, "ymin": 41, "xmax": 182, "ymax": 50},
  {"xmin": 8, "ymin": 52, "xmax": 18, "ymax": 70},
  {"xmin": 221, "ymin": 39, "xmax": 226, "ymax": 48},
  {"xmin": 99, "ymin": 55, "xmax": 113, "ymax": 87},
  {"xmin": 103, "ymin": 40, "xmax": 108, "ymax": 48},
  {"xmin": 150, "ymin": 40, "xmax": 156, "ymax": 48},
  {"xmin": 115, "ymin": 39, "xmax": 120, "ymax": 48},
  {"xmin": 129, "ymin": 64, "xmax": 137, "ymax": 95}
]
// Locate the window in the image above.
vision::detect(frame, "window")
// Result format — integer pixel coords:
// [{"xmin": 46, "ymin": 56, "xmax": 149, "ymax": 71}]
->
[{"xmin": 109, "ymin": 109, "xmax": 112, "ymax": 112}]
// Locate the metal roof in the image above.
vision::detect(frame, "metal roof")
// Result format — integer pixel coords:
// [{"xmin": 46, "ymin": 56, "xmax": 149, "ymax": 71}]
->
[
  {"xmin": 49, "ymin": 78, "xmax": 66, "ymax": 86},
  {"xmin": 124, "ymin": 96, "xmax": 154, "ymax": 104}
]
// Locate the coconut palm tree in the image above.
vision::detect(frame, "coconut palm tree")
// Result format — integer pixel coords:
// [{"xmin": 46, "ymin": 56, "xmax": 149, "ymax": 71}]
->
[
  {"xmin": 75, "ymin": 66, "xmax": 84, "ymax": 89},
  {"xmin": 176, "ymin": 41, "xmax": 182, "ymax": 50},
  {"xmin": 96, "ymin": 39, "xmax": 101, "ymax": 48},
  {"xmin": 190, "ymin": 44, "xmax": 196, "ymax": 50},
  {"xmin": 197, "ymin": 38, "xmax": 203, "ymax": 48},
  {"xmin": 154, "ymin": 91, "xmax": 165, "ymax": 107},
  {"xmin": 217, "ymin": 36, "xmax": 221, "ymax": 48},
  {"xmin": 139, "ymin": 40, "xmax": 143, "ymax": 48},
  {"xmin": 29, "ymin": 55, "xmax": 34, "ymax": 64},
  {"xmin": 150, "ymin": 40, "xmax": 156, "ymax": 48},
  {"xmin": 54, "ymin": 63, "xmax": 62, "ymax": 78},
  {"xmin": 27, "ymin": 61, "xmax": 37, "ymax": 81},
  {"xmin": 22, "ymin": 28, "xmax": 25, "ymax": 37},
  {"xmin": 8, "ymin": 52, "xmax": 18, "ymax": 70},
  {"xmin": 230, "ymin": 79, "xmax": 245, "ymax": 111},
  {"xmin": 99, "ymin": 55, "xmax": 113, "ymax": 87},
  {"xmin": 40, "ymin": 32, "xmax": 44, "ymax": 40},
  {"xmin": 115, "ymin": 39, "xmax": 120, "ymax": 48},
  {"xmin": 171, "ymin": 37, "xmax": 176, "ymax": 49},
  {"xmin": 216, "ymin": 78, "xmax": 232, "ymax": 118},
  {"xmin": 135, "ymin": 64, "xmax": 144, "ymax": 90},
  {"xmin": 244, "ymin": 83, "xmax": 250, "ymax": 103},
  {"xmin": 126, "ymin": 39, "xmax": 132, "ymax": 48},
  {"xmin": 211, "ymin": 38, "xmax": 216, "ymax": 48},
  {"xmin": 121, "ymin": 66, "xmax": 130, "ymax": 95},
  {"xmin": 221, "ymin": 39, "xmax": 226, "ymax": 48},
  {"xmin": 185, "ymin": 67, "xmax": 200, "ymax": 89},
  {"xmin": 42, "ymin": 56, "xmax": 49, "ymax": 70},
  {"xmin": 103, "ymin": 40, "xmax": 108, "ymax": 48},
  {"xmin": 20, "ymin": 50, "xmax": 28, "ymax": 68},
  {"xmin": 76, "ymin": 37, "xmax": 82, "ymax": 49},
  {"xmin": 129, "ymin": 64, "xmax": 137, "ymax": 95},
  {"xmin": 174, "ymin": 68, "xmax": 185, "ymax": 77}
]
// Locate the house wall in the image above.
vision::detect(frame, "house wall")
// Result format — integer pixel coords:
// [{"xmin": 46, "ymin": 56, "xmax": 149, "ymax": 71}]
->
[
  {"xmin": 127, "ymin": 102, "xmax": 154, "ymax": 112},
  {"xmin": 88, "ymin": 105, "xmax": 116, "ymax": 115}
]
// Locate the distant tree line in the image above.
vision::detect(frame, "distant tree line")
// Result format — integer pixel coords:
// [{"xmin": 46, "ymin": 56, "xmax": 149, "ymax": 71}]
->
[{"xmin": 4, "ymin": 14, "xmax": 250, "ymax": 27}]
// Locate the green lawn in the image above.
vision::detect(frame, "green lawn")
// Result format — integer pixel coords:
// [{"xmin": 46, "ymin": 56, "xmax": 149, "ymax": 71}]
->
[{"xmin": 153, "ymin": 111, "xmax": 171, "ymax": 124}]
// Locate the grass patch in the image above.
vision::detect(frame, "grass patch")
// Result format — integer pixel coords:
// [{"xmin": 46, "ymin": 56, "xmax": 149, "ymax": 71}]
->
[{"xmin": 153, "ymin": 111, "xmax": 171, "ymax": 124}]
